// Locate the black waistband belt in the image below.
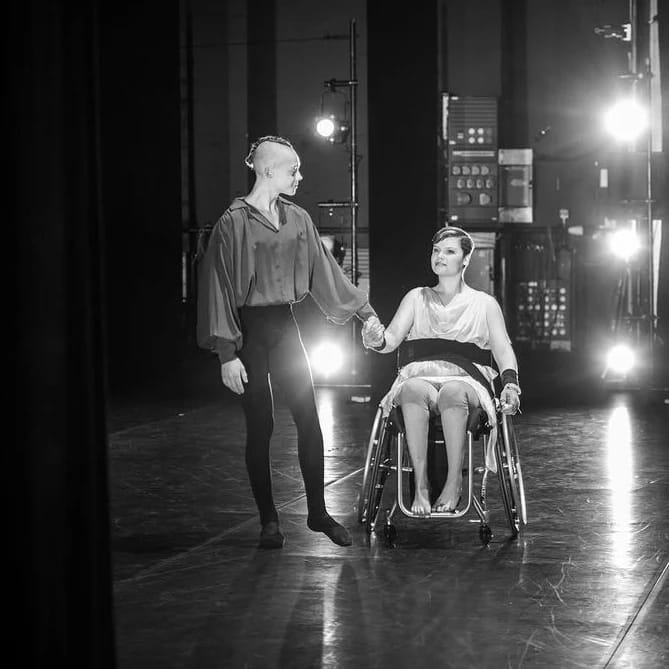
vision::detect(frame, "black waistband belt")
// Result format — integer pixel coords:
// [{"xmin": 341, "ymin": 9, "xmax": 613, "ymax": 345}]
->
[{"xmin": 397, "ymin": 339, "xmax": 495, "ymax": 399}]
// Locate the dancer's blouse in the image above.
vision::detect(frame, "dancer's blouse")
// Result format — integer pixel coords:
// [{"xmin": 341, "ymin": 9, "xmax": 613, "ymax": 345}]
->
[{"xmin": 197, "ymin": 197, "xmax": 376, "ymax": 363}]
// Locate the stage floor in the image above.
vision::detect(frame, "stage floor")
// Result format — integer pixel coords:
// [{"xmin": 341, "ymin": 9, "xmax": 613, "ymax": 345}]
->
[{"xmin": 109, "ymin": 387, "xmax": 668, "ymax": 668}]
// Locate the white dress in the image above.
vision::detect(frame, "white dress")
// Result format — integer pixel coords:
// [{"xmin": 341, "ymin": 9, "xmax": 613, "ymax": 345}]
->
[{"xmin": 379, "ymin": 285, "xmax": 499, "ymax": 471}]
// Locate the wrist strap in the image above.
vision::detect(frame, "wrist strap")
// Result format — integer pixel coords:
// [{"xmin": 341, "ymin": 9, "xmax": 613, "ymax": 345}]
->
[
  {"xmin": 501, "ymin": 368, "xmax": 518, "ymax": 387},
  {"xmin": 370, "ymin": 335, "xmax": 386, "ymax": 351}
]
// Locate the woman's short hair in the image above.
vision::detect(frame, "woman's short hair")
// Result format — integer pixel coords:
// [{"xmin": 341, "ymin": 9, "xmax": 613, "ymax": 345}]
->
[
  {"xmin": 431, "ymin": 226, "xmax": 475, "ymax": 259},
  {"xmin": 244, "ymin": 135, "xmax": 294, "ymax": 169}
]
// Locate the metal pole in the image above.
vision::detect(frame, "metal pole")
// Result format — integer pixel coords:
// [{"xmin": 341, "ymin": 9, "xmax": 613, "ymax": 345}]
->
[
  {"xmin": 349, "ymin": 18, "xmax": 358, "ymax": 288},
  {"xmin": 320, "ymin": 20, "xmax": 361, "ymax": 383},
  {"xmin": 348, "ymin": 18, "xmax": 359, "ymax": 380},
  {"xmin": 629, "ymin": 0, "xmax": 638, "ymax": 74},
  {"xmin": 635, "ymin": 0, "xmax": 654, "ymax": 365},
  {"xmin": 635, "ymin": 0, "xmax": 656, "ymax": 377}
]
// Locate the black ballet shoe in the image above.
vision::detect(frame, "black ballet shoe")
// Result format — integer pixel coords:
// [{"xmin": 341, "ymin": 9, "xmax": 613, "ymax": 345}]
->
[
  {"xmin": 307, "ymin": 514, "xmax": 353, "ymax": 546},
  {"xmin": 259, "ymin": 520, "xmax": 285, "ymax": 549}
]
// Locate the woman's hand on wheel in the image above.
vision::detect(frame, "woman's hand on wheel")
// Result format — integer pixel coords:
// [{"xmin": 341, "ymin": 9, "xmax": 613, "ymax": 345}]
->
[{"xmin": 220, "ymin": 358, "xmax": 248, "ymax": 394}]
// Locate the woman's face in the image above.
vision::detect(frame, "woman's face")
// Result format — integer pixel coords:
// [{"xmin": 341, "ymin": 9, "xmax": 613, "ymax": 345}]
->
[{"xmin": 431, "ymin": 237, "xmax": 467, "ymax": 276}]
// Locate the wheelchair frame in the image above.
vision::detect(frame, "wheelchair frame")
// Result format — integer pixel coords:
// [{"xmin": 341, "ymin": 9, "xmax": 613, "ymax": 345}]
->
[{"xmin": 357, "ymin": 400, "xmax": 527, "ymax": 545}]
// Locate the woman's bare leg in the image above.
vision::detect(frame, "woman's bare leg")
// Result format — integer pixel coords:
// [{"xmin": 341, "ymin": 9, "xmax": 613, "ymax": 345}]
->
[
  {"xmin": 397, "ymin": 378, "xmax": 438, "ymax": 516},
  {"xmin": 432, "ymin": 381, "xmax": 479, "ymax": 512}
]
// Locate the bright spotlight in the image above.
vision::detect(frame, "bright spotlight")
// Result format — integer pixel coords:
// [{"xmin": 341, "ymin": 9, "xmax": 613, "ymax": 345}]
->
[
  {"xmin": 310, "ymin": 341, "xmax": 345, "ymax": 377},
  {"xmin": 603, "ymin": 99, "xmax": 648, "ymax": 142},
  {"xmin": 315, "ymin": 115, "xmax": 350, "ymax": 143},
  {"xmin": 316, "ymin": 116, "xmax": 336, "ymax": 138},
  {"xmin": 609, "ymin": 228, "xmax": 641, "ymax": 261},
  {"xmin": 606, "ymin": 344, "xmax": 636, "ymax": 375}
]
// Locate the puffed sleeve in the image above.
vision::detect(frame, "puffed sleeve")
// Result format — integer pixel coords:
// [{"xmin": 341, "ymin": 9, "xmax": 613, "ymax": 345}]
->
[
  {"xmin": 305, "ymin": 214, "xmax": 377, "ymax": 323},
  {"xmin": 196, "ymin": 216, "xmax": 242, "ymax": 364}
]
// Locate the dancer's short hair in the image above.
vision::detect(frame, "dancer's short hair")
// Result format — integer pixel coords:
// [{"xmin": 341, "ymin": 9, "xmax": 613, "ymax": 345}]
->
[
  {"xmin": 431, "ymin": 226, "xmax": 475, "ymax": 258},
  {"xmin": 244, "ymin": 135, "xmax": 294, "ymax": 169}
]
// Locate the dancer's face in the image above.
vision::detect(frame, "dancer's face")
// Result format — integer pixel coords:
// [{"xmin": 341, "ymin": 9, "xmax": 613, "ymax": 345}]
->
[
  {"xmin": 273, "ymin": 148, "xmax": 303, "ymax": 196},
  {"xmin": 430, "ymin": 237, "xmax": 467, "ymax": 276}
]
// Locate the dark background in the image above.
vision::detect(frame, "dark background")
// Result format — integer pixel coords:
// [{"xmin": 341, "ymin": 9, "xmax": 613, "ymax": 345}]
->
[
  {"xmin": 96, "ymin": 0, "xmax": 669, "ymax": 401},
  {"xmin": 11, "ymin": 0, "xmax": 669, "ymax": 665}
]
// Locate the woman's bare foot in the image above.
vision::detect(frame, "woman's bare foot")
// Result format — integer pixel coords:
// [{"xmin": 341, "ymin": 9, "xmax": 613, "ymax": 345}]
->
[
  {"xmin": 411, "ymin": 487, "xmax": 431, "ymax": 516},
  {"xmin": 432, "ymin": 477, "xmax": 462, "ymax": 513}
]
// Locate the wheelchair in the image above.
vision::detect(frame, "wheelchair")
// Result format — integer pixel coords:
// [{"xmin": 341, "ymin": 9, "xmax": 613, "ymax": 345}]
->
[{"xmin": 357, "ymin": 339, "xmax": 527, "ymax": 546}]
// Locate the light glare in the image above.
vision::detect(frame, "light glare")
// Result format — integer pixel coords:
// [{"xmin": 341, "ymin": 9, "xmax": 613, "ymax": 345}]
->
[
  {"xmin": 603, "ymin": 100, "xmax": 648, "ymax": 141},
  {"xmin": 606, "ymin": 344, "xmax": 636, "ymax": 375},
  {"xmin": 606, "ymin": 406, "xmax": 633, "ymax": 568},
  {"xmin": 316, "ymin": 117, "xmax": 336, "ymax": 138},
  {"xmin": 609, "ymin": 229, "xmax": 640, "ymax": 261},
  {"xmin": 310, "ymin": 341, "xmax": 344, "ymax": 377}
]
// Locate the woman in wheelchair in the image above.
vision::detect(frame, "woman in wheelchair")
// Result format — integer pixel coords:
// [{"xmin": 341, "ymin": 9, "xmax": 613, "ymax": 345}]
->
[{"xmin": 362, "ymin": 226, "xmax": 521, "ymax": 517}]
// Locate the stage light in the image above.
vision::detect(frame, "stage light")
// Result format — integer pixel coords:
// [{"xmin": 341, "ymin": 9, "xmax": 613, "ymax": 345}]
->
[
  {"xmin": 315, "ymin": 114, "xmax": 350, "ymax": 143},
  {"xmin": 603, "ymin": 99, "xmax": 648, "ymax": 142},
  {"xmin": 316, "ymin": 115, "xmax": 336, "ymax": 139},
  {"xmin": 606, "ymin": 344, "xmax": 636, "ymax": 375},
  {"xmin": 310, "ymin": 341, "xmax": 345, "ymax": 377},
  {"xmin": 608, "ymin": 228, "xmax": 641, "ymax": 261}
]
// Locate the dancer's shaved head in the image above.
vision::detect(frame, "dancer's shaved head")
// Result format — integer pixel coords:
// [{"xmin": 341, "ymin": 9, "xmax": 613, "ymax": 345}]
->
[
  {"xmin": 245, "ymin": 135, "xmax": 297, "ymax": 175},
  {"xmin": 252, "ymin": 141, "xmax": 296, "ymax": 174},
  {"xmin": 243, "ymin": 135, "xmax": 302, "ymax": 197}
]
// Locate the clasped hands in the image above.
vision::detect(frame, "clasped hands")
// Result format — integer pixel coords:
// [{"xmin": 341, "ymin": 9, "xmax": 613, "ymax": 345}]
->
[
  {"xmin": 362, "ymin": 316, "xmax": 520, "ymax": 415},
  {"xmin": 362, "ymin": 315, "xmax": 386, "ymax": 350}
]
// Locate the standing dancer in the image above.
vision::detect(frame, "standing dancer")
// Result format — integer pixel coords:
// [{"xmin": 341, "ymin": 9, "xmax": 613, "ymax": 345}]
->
[{"xmin": 198, "ymin": 136, "xmax": 384, "ymax": 548}]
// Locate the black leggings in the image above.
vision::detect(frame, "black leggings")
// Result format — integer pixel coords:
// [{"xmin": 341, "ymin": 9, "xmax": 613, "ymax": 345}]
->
[{"xmin": 237, "ymin": 305, "xmax": 326, "ymax": 525}]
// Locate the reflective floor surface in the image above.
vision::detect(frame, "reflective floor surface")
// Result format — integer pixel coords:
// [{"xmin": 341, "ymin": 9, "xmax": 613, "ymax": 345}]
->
[{"xmin": 109, "ymin": 387, "xmax": 669, "ymax": 668}]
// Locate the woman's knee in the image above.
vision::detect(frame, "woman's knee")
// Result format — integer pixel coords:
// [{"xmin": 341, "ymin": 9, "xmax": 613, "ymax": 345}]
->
[
  {"xmin": 398, "ymin": 378, "xmax": 437, "ymax": 408},
  {"xmin": 437, "ymin": 381, "xmax": 477, "ymax": 413}
]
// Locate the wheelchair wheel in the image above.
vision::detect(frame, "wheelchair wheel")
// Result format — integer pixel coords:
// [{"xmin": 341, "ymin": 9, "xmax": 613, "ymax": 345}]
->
[
  {"xmin": 383, "ymin": 522, "xmax": 397, "ymax": 545},
  {"xmin": 507, "ymin": 417, "xmax": 528, "ymax": 527},
  {"xmin": 495, "ymin": 413, "xmax": 527, "ymax": 536},
  {"xmin": 361, "ymin": 417, "xmax": 394, "ymax": 534},
  {"xmin": 479, "ymin": 524, "xmax": 493, "ymax": 545},
  {"xmin": 357, "ymin": 407, "xmax": 384, "ymax": 524}
]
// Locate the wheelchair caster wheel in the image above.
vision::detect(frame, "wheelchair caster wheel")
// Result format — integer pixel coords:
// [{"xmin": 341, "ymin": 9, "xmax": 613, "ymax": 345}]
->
[
  {"xmin": 479, "ymin": 524, "xmax": 492, "ymax": 545},
  {"xmin": 383, "ymin": 524, "xmax": 397, "ymax": 544}
]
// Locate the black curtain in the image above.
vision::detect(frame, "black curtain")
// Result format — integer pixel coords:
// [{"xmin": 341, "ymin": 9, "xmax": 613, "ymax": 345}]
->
[
  {"xmin": 10, "ymin": 0, "xmax": 115, "ymax": 665},
  {"xmin": 367, "ymin": 0, "xmax": 440, "ymax": 395},
  {"xmin": 99, "ymin": 0, "xmax": 182, "ymax": 396},
  {"xmin": 247, "ymin": 0, "xmax": 277, "ymax": 189}
]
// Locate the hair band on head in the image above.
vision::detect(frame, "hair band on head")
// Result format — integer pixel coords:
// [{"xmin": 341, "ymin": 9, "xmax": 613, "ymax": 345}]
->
[{"xmin": 431, "ymin": 226, "xmax": 475, "ymax": 255}]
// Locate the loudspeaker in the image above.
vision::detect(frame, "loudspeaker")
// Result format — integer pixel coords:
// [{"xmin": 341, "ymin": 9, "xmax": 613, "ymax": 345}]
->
[{"xmin": 442, "ymin": 95, "xmax": 499, "ymax": 227}]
